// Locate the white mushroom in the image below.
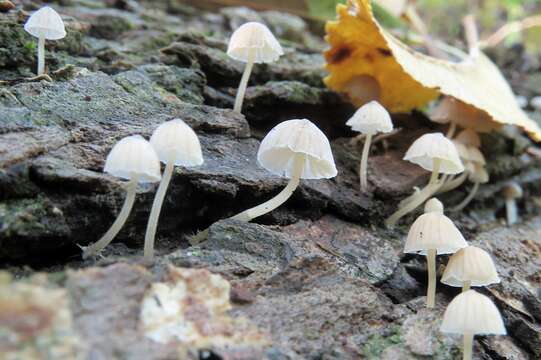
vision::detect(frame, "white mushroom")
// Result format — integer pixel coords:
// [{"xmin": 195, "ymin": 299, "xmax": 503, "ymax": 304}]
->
[
  {"xmin": 385, "ymin": 133, "xmax": 464, "ymax": 227},
  {"xmin": 82, "ymin": 135, "xmax": 161, "ymax": 258},
  {"xmin": 346, "ymin": 101, "xmax": 393, "ymax": 192},
  {"xmin": 451, "ymin": 163, "xmax": 489, "ymax": 212},
  {"xmin": 24, "ymin": 6, "xmax": 66, "ymax": 75},
  {"xmin": 227, "ymin": 22, "xmax": 283, "ymax": 113},
  {"xmin": 441, "ymin": 245, "xmax": 500, "ymax": 292},
  {"xmin": 441, "ymin": 290, "xmax": 506, "ymax": 360},
  {"xmin": 144, "ymin": 119, "xmax": 203, "ymax": 259},
  {"xmin": 502, "ymin": 182, "xmax": 523, "ymax": 226},
  {"xmin": 404, "ymin": 198, "xmax": 467, "ymax": 308}
]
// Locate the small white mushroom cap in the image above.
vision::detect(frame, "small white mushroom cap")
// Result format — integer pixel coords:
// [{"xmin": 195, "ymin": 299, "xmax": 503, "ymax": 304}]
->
[
  {"xmin": 468, "ymin": 163, "xmax": 489, "ymax": 184},
  {"xmin": 227, "ymin": 22, "xmax": 284, "ymax": 63},
  {"xmin": 452, "ymin": 140, "xmax": 471, "ymax": 162},
  {"xmin": 441, "ymin": 246, "xmax": 500, "ymax": 287},
  {"xmin": 150, "ymin": 119, "xmax": 204, "ymax": 167},
  {"xmin": 345, "ymin": 100, "xmax": 393, "ymax": 135},
  {"xmin": 404, "ymin": 133, "xmax": 464, "ymax": 174},
  {"xmin": 404, "ymin": 198, "xmax": 468, "ymax": 255},
  {"xmin": 24, "ymin": 6, "xmax": 66, "ymax": 40},
  {"xmin": 454, "ymin": 129, "xmax": 481, "ymax": 148},
  {"xmin": 257, "ymin": 119, "xmax": 337, "ymax": 179},
  {"xmin": 441, "ymin": 290, "xmax": 506, "ymax": 335},
  {"xmin": 467, "ymin": 147, "xmax": 486, "ymax": 166},
  {"xmin": 104, "ymin": 135, "xmax": 161, "ymax": 183}
]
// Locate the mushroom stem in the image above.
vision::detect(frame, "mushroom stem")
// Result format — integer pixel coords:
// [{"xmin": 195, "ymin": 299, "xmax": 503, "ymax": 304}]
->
[
  {"xmin": 37, "ymin": 35, "xmax": 45, "ymax": 75},
  {"xmin": 451, "ymin": 182, "xmax": 480, "ymax": 212},
  {"xmin": 232, "ymin": 154, "xmax": 304, "ymax": 221},
  {"xmin": 446, "ymin": 122, "xmax": 456, "ymax": 138},
  {"xmin": 505, "ymin": 198, "xmax": 518, "ymax": 225},
  {"xmin": 463, "ymin": 332, "xmax": 473, "ymax": 360},
  {"xmin": 436, "ymin": 172, "xmax": 468, "ymax": 194},
  {"xmin": 359, "ymin": 133, "xmax": 372, "ymax": 192},
  {"xmin": 233, "ymin": 56, "xmax": 255, "ymax": 113},
  {"xmin": 462, "ymin": 280, "xmax": 471, "ymax": 292},
  {"xmin": 83, "ymin": 174, "xmax": 140, "ymax": 258},
  {"xmin": 144, "ymin": 153, "xmax": 175, "ymax": 260},
  {"xmin": 426, "ymin": 248, "xmax": 437, "ymax": 308},
  {"xmin": 385, "ymin": 159, "xmax": 441, "ymax": 228}
]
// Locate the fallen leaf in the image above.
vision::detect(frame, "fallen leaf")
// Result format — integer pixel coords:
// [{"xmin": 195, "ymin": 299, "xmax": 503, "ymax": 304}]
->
[{"xmin": 324, "ymin": 0, "xmax": 541, "ymax": 141}]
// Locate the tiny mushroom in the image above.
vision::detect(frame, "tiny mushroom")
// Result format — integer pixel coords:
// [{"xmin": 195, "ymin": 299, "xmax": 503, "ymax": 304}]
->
[
  {"xmin": 441, "ymin": 290, "xmax": 506, "ymax": 360},
  {"xmin": 502, "ymin": 182, "xmax": 523, "ymax": 226},
  {"xmin": 82, "ymin": 135, "xmax": 161, "ymax": 258},
  {"xmin": 346, "ymin": 100, "xmax": 393, "ymax": 192},
  {"xmin": 227, "ymin": 22, "xmax": 284, "ymax": 113},
  {"xmin": 441, "ymin": 245, "xmax": 500, "ymax": 292},
  {"xmin": 386, "ymin": 133, "xmax": 464, "ymax": 228},
  {"xmin": 24, "ymin": 6, "xmax": 66, "ymax": 75},
  {"xmin": 404, "ymin": 198, "xmax": 468, "ymax": 308},
  {"xmin": 144, "ymin": 119, "xmax": 203, "ymax": 259}
]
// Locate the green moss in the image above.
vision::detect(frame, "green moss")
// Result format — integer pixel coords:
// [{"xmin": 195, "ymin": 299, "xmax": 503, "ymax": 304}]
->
[
  {"xmin": 0, "ymin": 197, "xmax": 50, "ymax": 237},
  {"xmin": 362, "ymin": 325, "xmax": 402, "ymax": 358},
  {"xmin": 0, "ymin": 20, "xmax": 35, "ymax": 68}
]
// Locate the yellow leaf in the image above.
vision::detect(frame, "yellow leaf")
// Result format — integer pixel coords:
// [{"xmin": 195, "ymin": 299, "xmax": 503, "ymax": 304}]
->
[{"xmin": 324, "ymin": 0, "xmax": 541, "ymax": 141}]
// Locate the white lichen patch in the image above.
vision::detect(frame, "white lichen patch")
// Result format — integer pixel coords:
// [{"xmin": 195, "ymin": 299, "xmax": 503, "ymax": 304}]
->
[
  {"xmin": 139, "ymin": 266, "xmax": 267, "ymax": 348},
  {"xmin": 0, "ymin": 272, "xmax": 81, "ymax": 360}
]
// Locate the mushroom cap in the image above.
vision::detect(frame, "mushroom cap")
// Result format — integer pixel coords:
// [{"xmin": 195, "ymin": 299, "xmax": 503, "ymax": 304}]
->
[
  {"xmin": 104, "ymin": 135, "xmax": 161, "ymax": 183},
  {"xmin": 467, "ymin": 146, "xmax": 486, "ymax": 166},
  {"xmin": 440, "ymin": 290, "xmax": 506, "ymax": 335},
  {"xmin": 227, "ymin": 22, "xmax": 284, "ymax": 64},
  {"xmin": 454, "ymin": 129, "xmax": 481, "ymax": 148},
  {"xmin": 24, "ymin": 6, "xmax": 66, "ymax": 40},
  {"xmin": 503, "ymin": 182, "xmax": 523, "ymax": 199},
  {"xmin": 403, "ymin": 133, "xmax": 464, "ymax": 174},
  {"xmin": 468, "ymin": 163, "xmax": 489, "ymax": 184},
  {"xmin": 345, "ymin": 100, "xmax": 393, "ymax": 135},
  {"xmin": 150, "ymin": 119, "xmax": 204, "ymax": 167},
  {"xmin": 257, "ymin": 119, "xmax": 338, "ymax": 179},
  {"xmin": 441, "ymin": 246, "xmax": 500, "ymax": 287},
  {"xmin": 404, "ymin": 201, "xmax": 467, "ymax": 255},
  {"xmin": 452, "ymin": 141, "xmax": 471, "ymax": 162}
]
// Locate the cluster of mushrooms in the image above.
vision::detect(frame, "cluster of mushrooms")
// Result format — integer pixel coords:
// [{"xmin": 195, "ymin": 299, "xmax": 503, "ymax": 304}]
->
[{"xmin": 25, "ymin": 6, "xmax": 515, "ymax": 359}]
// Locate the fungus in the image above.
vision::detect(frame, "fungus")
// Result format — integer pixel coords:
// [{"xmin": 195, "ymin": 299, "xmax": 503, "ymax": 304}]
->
[
  {"xmin": 502, "ymin": 182, "xmax": 523, "ymax": 226},
  {"xmin": 451, "ymin": 163, "xmax": 489, "ymax": 212},
  {"xmin": 438, "ymin": 145, "xmax": 485, "ymax": 194},
  {"xmin": 441, "ymin": 245, "xmax": 500, "ymax": 292},
  {"xmin": 144, "ymin": 119, "xmax": 203, "ymax": 259},
  {"xmin": 441, "ymin": 290, "xmax": 506, "ymax": 360},
  {"xmin": 404, "ymin": 198, "xmax": 467, "ymax": 308},
  {"xmin": 454, "ymin": 129, "xmax": 481, "ymax": 148},
  {"xmin": 345, "ymin": 101, "xmax": 393, "ymax": 192},
  {"xmin": 82, "ymin": 135, "xmax": 161, "ymax": 258},
  {"xmin": 385, "ymin": 133, "xmax": 464, "ymax": 228},
  {"xmin": 24, "ymin": 6, "xmax": 66, "ymax": 75},
  {"xmin": 227, "ymin": 22, "xmax": 283, "ymax": 113}
]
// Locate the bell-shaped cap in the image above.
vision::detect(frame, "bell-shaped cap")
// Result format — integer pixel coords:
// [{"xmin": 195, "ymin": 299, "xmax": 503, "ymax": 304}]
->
[
  {"xmin": 468, "ymin": 163, "xmax": 489, "ymax": 184},
  {"xmin": 24, "ymin": 6, "xmax": 66, "ymax": 40},
  {"xmin": 441, "ymin": 246, "xmax": 500, "ymax": 287},
  {"xmin": 150, "ymin": 119, "xmax": 204, "ymax": 167},
  {"xmin": 257, "ymin": 119, "xmax": 337, "ymax": 179},
  {"xmin": 104, "ymin": 135, "xmax": 161, "ymax": 183},
  {"xmin": 345, "ymin": 100, "xmax": 393, "ymax": 135},
  {"xmin": 467, "ymin": 147, "xmax": 486, "ymax": 166},
  {"xmin": 227, "ymin": 22, "xmax": 284, "ymax": 64},
  {"xmin": 452, "ymin": 140, "xmax": 470, "ymax": 162},
  {"xmin": 430, "ymin": 97, "xmax": 500, "ymax": 133},
  {"xmin": 404, "ymin": 198, "xmax": 467, "ymax": 255},
  {"xmin": 404, "ymin": 133, "xmax": 464, "ymax": 174},
  {"xmin": 440, "ymin": 290, "xmax": 506, "ymax": 335},
  {"xmin": 454, "ymin": 129, "xmax": 481, "ymax": 148},
  {"xmin": 503, "ymin": 182, "xmax": 523, "ymax": 199}
]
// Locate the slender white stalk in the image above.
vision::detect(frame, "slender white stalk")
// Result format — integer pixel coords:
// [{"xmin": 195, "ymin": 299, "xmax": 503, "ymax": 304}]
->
[
  {"xmin": 232, "ymin": 154, "xmax": 304, "ymax": 221},
  {"xmin": 426, "ymin": 248, "xmax": 437, "ymax": 308},
  {"xmin": 37, "ymin": 36, "xmax": 45, "ymax": 75},
  {"xmin": 190, "ymin": 154, "xmax": 305, "ymax": 245},
  {"xmin": 446, "ymin": 122, "xmax": 456, "ymax": 138},
  {"xmin": 83, "ymin": 174, "xmax": 140, "ymax": 258},
  {"xmin": 463, "ymin": 332, "xmax": 473, "ymax": 360},
  {"xmin": 233, "ymin": 55, "xmax": 255, "ymax": 113},
  {"xmin": 359, "ymin": 134, "xmax": 372, "ymax": 192},
  {"xmin": 144, "ymin": 153, "xmax": 175, "ymax": 259},
  {"xmin": 437, "ymin": 172, "xmax": 467, "ymax": 194},
  {"xmin": 505, "ymin": 198, "xmax": 518, "ymax": 225},
  {"xmin": 451, "ymin": 182, "xmax": 480, "ymax": 212},
  {"xmin": 462, "ymin": 280, "xmax": 471, "ymax": 292},
  {"xmin": 385, "ymin": 159, "xmax": 441, "ymax": 228}
]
